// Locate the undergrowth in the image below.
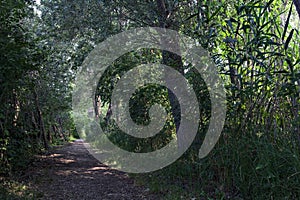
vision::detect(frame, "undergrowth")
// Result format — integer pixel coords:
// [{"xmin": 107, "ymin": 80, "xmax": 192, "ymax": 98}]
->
[{"xmin": 130, "ymin": 132, "xmax": 300, "ymax": 199}]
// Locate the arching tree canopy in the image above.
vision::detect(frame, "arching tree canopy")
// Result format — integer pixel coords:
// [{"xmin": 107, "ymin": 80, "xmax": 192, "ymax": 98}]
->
[{"xmin": 1, "ymin": 0, "xmax": 300, "ymax": 199}]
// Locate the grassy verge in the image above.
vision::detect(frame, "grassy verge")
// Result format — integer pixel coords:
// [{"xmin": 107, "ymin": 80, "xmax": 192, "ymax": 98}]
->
[
  {"xmin": 0, "ymin": 178, "xmax": 42, "ymax": 200},
  {"xmin": 130, "ymin": 133, "xmax": 300, "ymax": 199}
]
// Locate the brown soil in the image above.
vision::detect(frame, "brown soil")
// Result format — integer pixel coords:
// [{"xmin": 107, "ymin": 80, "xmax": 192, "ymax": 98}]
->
[{"xmin": 25, "ymin": 140, "xmax": 159, "ymax": 200}]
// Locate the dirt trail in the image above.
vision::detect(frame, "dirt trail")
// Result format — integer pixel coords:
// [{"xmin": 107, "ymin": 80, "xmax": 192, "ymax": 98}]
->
[{"xmin": 26, "ymin": 140, "xmax": 158, "ymax": 200}]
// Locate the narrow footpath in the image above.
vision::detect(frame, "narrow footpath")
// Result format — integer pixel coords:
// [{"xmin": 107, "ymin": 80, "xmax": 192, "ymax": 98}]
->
[{"xmin": 25, "ymin": 140, "xmax": 158, "ymax": 200}]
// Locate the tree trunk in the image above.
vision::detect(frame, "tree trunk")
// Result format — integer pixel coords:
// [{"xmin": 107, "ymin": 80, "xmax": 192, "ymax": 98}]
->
[
  {"xmin": 47, "ymin": 128, "xmax": 52, "ymax": 144},
  {"xmin": 105, "ymin": 102, "xmax": 112, "ymax": 124},
  {"xmin": 12, "ymin": 89, "xmax": 20, "ymax": 127},
  {"xmin": 33, "ymin": 87, "xmax": 49, "ymax": 149},
  {"xmin": 156, "ymin": 0, "xmax": 185, "ymax": 150},
  {"xmin": 58, "ymin": 117, "xmax": 67, "ymax": 141},
  {"xmin": 94, "ymin": 95, "xmax": 101, "ymax": 119},
  {"xmin": 293, "ymin": 0, "xmax": 300, "ymax": 18}
]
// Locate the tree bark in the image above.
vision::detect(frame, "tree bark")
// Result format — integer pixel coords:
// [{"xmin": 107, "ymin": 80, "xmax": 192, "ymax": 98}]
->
[
  {"xmin": 58, "ymin": 117, "xmax": 67, "ymax": 141},
  {"xmin": 293, "ymin": 0, "xmax": 300, "ymax": 18},
  {"xmin": 33, "ymin": 87, "xmax": 49, "ymax": 149},
  {"xmin": 105, "ymin": 102, "xmax": 112, "ymax": 124},
  {"xmin": 94, "ymin": 95, "xmax": 101, "ymax": 119},
  {"xmin": 156, "ymin": 0, "xmax": 185, "ymax": 149},
  {"xmin": 12, "ymin": 89, "xmax": 20, "ymax": 127}
]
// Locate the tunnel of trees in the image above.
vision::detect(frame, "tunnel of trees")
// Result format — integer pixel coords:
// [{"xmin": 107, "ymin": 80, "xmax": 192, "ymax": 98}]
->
[{"xmin": 1, "ymin": 0, "xmax": 300, "ymax": 199}]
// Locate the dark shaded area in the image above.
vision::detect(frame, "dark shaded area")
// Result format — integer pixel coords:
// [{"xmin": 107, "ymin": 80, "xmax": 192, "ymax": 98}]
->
[{"xmin": 22, "ymin": 141, "xmax": 158, "ymax": 200}]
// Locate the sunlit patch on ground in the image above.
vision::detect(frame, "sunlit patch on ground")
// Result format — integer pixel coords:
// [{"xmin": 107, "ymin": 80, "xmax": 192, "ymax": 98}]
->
[{"xmin": 19, "ymin": 141, "xmax": 157, "ymax": 199}]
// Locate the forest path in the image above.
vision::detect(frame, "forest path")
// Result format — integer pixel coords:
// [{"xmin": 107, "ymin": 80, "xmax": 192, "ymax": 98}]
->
[{"xmin": 25, "ymin": 140, "xmax": 157, "ymax": 200}]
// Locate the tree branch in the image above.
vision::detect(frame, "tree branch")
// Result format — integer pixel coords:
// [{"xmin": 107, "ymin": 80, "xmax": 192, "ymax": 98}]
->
[{"xmin": 293, "ymin": 0, "xmax": 300, "ymax": 19}]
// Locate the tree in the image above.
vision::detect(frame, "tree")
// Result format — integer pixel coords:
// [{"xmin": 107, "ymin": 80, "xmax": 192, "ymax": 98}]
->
[
  {"xmin": 0, "ymin": 0, "xmax": 78, "ymax": 173},
  {"xmin": 293, "ymin": 0, "xmax": 300, "ymax": 18}
]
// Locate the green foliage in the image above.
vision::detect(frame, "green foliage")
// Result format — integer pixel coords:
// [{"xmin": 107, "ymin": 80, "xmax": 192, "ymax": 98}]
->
[
  {"xmin": 0, "ymin": 0, "xmax": 35, "ymax": 175},
  {"xmin": 0, "ymin": 178, "xmax": 42, "ymax": 200},
  {"xmin": 99, "ymin": 51, "xmax": 176, "ymax": 152},
  {"xmin": 0, "ymin": 0, "xmax": 76, "ymax": 177},
  {"xmin": 133, "ymin": 134, "xmax": 300, "ymax": 199},
  {"xmin": 118, "ymin": 0, "xmax": 300, "ymax": 199},
  {"xmin": 1, "ymin": 0, "xmax": 300, "ymax": 199}
]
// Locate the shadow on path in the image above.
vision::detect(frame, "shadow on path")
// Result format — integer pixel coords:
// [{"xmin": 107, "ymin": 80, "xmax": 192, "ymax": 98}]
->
[{"xmin": 25, "ymin": 140, "xmax": 158, "ymax": 200}]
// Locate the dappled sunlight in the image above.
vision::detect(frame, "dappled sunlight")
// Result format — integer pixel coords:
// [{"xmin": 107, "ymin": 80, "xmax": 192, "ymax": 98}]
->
[
  {"xmin": 55, "ymin": 170, "xmax": 73, "ymax": 176},
  {"xmin": 56, "ymin": 158, "xmax": 75, "ymax": 164},
  {"xmin": 21, "ymin": 141, "xmax": 155, "ymax": 199},
  {"xmin": 49, "ymin": 154, "xmax": 63, "ymax": 158},
  {"xmin": 103, "ymin": 171, "xmax": 114, "ymax": 175},
  {"xmin": 87, "ymin": 166, "xmax": 108, "ymax": 171},
  {"xmin": 0, "ymin": 178, "xmax": 38, "ymax": 199}
]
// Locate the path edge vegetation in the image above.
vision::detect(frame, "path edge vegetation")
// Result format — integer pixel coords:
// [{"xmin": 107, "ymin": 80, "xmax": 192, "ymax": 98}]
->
[{"xmin": 1, "ymin": 0, "xmax": 300, "ymax": 199}]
